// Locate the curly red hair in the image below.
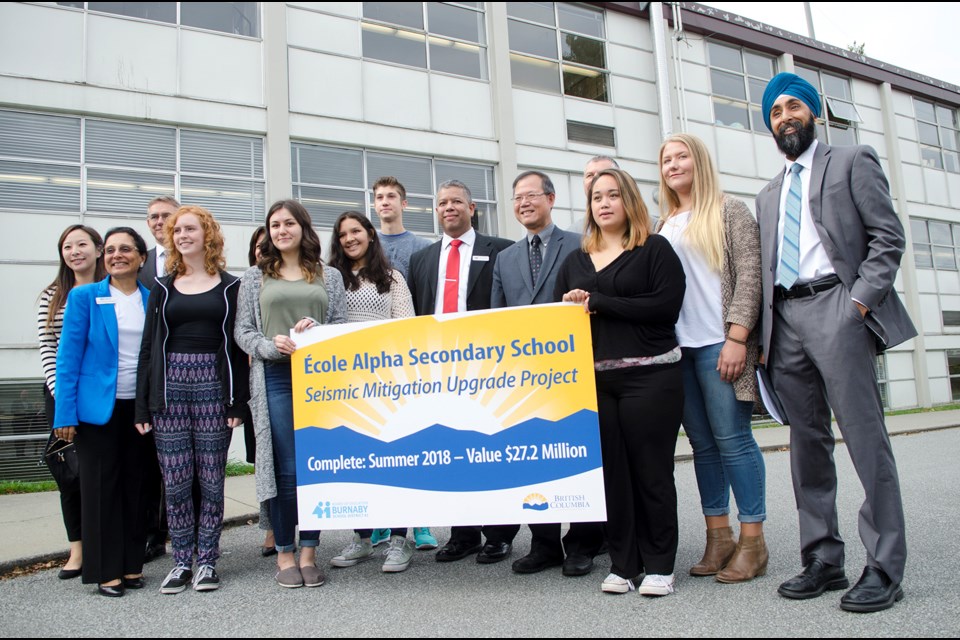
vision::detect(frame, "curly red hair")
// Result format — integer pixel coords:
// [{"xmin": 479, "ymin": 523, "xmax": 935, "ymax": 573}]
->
[{"xmin": 163, "ymin": 206, "xmax": 226, "ymax": 276}]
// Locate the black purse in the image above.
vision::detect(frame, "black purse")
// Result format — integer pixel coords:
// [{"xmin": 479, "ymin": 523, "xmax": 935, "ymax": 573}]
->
[{"xmin": 42, "ymin": 432, "xmax": 80, "ymax": 489}]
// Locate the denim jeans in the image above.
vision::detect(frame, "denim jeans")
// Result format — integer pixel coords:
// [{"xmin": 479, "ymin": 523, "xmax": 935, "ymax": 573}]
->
[
  {"xmin": 264, "ymin": 361, "xmax": 320, "ymax": 551},
  {"xmin": 681, "ymin": 342, "xmax": 766, "ymax": 523}
]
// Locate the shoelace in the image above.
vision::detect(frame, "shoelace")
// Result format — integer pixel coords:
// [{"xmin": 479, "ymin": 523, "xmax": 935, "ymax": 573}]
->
[
  {"xmin": 384, "ymin": 538, "xmax": 406, "ymax": 558},
  {"xmin": 167, "ymin": 563, "xmax": 191, "ymax": 582},
  {"xmin": 193, "ymin": 564, "xmax": 215, "ymax": 585}
]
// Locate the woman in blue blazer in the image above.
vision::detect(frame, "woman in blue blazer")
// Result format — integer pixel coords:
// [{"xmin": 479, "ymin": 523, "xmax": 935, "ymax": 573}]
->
[{"xmin": 54, "ymin": 227, "xmax": 154, "ymax": 598}]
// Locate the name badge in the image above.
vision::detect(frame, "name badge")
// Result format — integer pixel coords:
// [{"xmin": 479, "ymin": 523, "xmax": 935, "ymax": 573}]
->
[
  {"xmin": 472, "ymin": 255, "xmax": 489, "ymax": 262},
  {"xmin": 95, "ymin": 297, "xmax": 116, "ymax": 305}
]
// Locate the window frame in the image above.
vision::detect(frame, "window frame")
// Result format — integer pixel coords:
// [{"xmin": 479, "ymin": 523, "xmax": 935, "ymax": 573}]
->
[
  {"xmin": 47, "ymin": 2, "xmax": 262, "ymax": 40},
  {"xmin": 706, "ymin": 40, "xmax": 777, "ymax": 133},
  {"xmin": 795, "ymin": 65, "xmax": 862, "ymax": 146},
  {"xmin": 914, "ymin": 97, "xmax": 960, "ymax": 174}
]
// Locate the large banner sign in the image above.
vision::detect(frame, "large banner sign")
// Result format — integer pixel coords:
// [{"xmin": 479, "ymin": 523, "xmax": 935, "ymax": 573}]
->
[{"xmin": 291, "ymin": 303, "xmax": 606, "ymax": 530}]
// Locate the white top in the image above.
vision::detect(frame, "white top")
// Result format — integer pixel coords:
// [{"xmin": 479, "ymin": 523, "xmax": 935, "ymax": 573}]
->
[
  {"xmin": 434, "ymin": 227, "xmax": 476, "ymax": 314},
  {"xmin": 155, "ymin": 247, "xmax": 166, "ymax": 278},
  {"xmin": 776, "ymin": 139, "xmax": 835, "ymax": 285},
  {"xmin": 345, "ymin": 270, "xmax": 415, "ymax": 323},
  {"xmin": 110, "ymin": 284, "xmax": 145, "ymax": 399},
  {"xmin": 657, "ymin": 211, "xmax": 725, "ymax": 347}
]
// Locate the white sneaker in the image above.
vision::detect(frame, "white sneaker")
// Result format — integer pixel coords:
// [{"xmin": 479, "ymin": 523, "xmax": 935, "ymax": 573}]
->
[
  {"xmin": 330, "ymin": 534, "xmax": 374, "ymax": 567},
  {"xmin": 601, "ymin": 572, "xmax": 635, "ymax": 594},
  {"xmin": 382, "ymin": 535, "xmax": 414, "ymax": 573},
  {"xmin": 638, "ymin": 573, "xmax": 675, "ymax": 596}
]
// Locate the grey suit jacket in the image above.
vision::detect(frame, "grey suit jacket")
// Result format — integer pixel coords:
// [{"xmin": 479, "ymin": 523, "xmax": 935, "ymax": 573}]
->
[
  {"xmin": 139, "ymin": 247, "xmax": 160, "ymax": 291},
  {"xmin": 491, "ymin": 227, "xmax": 581, "ymax": 308},
  {"xmin": 756, "ymin": 143, "xmax": 917, "ymax": 357}
]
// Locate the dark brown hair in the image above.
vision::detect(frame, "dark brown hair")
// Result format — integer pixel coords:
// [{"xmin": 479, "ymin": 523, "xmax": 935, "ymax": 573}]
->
[
  {"xmin": 258, "ymin": 200, "xmax": 323, "ymax": 282},
  {"xmin": 41, "ymin": 225, "xmax": 106, "ymax": 329},
  {"xmin": 328, "ymin": 211, "xmax": 394, "ymax": 294}
]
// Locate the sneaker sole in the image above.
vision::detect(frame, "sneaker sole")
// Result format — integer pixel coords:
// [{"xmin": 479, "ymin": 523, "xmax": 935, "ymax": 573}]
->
[
  {"xmin": 303, "ymin": 579, "xmax": 325, "ymax": 587},
  {"xmin": 159, "ymin": 584, "xmax": 188, "ymax": 595},
  {"xmin": 193, "ymin": 583, "xmax": 220, "ymax": 592},
  {"xmin": 601, "ymin": 583, "xmax": 633, "ymax": 594},
  {"xmin": 382, "ymin": 561, "xmax": 411, "ymax": 573},
  {"xmin": 415, "ymin": 542, "xmax": 439, "ymax": 550},
  {"xmin": 639, "ymin": 588, "xmax": 674, "ymax": 597},
  {"xmin": 329, "ymin": 554, "xmax": 374, "ymax": 568}
]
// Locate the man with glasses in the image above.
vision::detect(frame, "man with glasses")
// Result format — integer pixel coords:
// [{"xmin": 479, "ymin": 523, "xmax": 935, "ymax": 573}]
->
[{"xmin": 140, "ymin": 196, "xmax": 179, "ymax": 290}]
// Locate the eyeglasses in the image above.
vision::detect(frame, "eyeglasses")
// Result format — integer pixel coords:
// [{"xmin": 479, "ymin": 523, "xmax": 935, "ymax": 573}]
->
[
  {"xmin": 512, "ymin": 192, "xmax": 546, "ymax": 204},
  {"xmin": 147, "ymin": 213, "xmax": 171, "ymax": 223}
]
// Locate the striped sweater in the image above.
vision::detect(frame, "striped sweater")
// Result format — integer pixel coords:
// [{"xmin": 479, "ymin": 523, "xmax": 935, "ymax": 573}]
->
[{"xmin": 37, "ymin": 286, "xmax": 63, "ymax": 395}]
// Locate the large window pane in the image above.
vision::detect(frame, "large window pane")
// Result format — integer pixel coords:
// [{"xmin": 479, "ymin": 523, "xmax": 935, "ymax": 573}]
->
[
  {"xmin": 362, "ymin": 23, "xmax": 427, "ymax": 69},
  {"xmin": 743, "ymin": 51, "xmax": 774, "ymax": 79},
  {"xmin": 508, "ymin": 19, "xmax": 557, "ymax": 59},
  {"xmin": 87, "ymin": 2, "xmax": 175, "ymax": 23},
  {"xmin": 918, "ymin": 122, "xmax": 941, "ymax": 147},
  {"xmin": 181, "ymin": 2, "xmax": 259, "ymax": 37},
  {"xmin": 180, "ymin": 130, "xmax": 263, "ymax": 178},
  {"xmin": 510, "ymin": 54, "xmax": 560, "ymax": 93},
  {"xmin": 914, "ymin": 99, "xmax": 936, "ymax": 123},
  {"xmin": 822, "ymin": 73, "xmax": 851, "ymax": 100},
  {"xmin": 945, "ymin": 151, "xmax": 960, "ymax": 174},
  {"xmin": 0, "ymin": 111, "xmax": 80, "ymax": 162},
  {"xmin": 427, "ymin": 3, "xmax": 484, "ymax": 44},
  {"xmin": 748, "ymin": 77, "xmax": 768, "ymax": 104},
  {"xmin": 373, "ymin": 195, "xmax": 435, "ymax": 234},
  {"xmin": 86, "ymin": 168, "xmax": 173, "ymax": 213},
  {"xmin": 562, "ymin": 33, "xmax": 605, "ymax": 68},
  {"xmin": 506, "ymin": 2, "xmax": 555, "ymax": 26},
  {"xmin": 937, "ymin": 105, "xmax": 958, "ymax": 128},
  {"xmin": 429, "ymin": 37, "xmax": 486, "ymax": 79},
  {"xmin": 363, "ymin": 2, "xmax": 423, "ymax": 30},
  {"xmin": 297, "ymin": 146, "xmax": 363, "ymax": 188},
  {"xmin": 367, "ymin": 153, "xmax": 432, "ymax": 195},
  {"xmin": 828, "ymin": 124, "xmax": 857, "ymax": 147},
  {"xmin": 299, "ymin": 186, "xmax": 365, "ymax": 228},
  {"xmin": 85, "ymin": 120, "xmax": 176, "ymax": 171},
  {"xmin": 713, "ymin": 99, "xmax": 750, "ymax": 129},
  {"xmin": 563, "ymin": 65, "xmax": 608, "ymax": 102},
  {"xmin": 826, "ymin": 98, "xmax": 863, "ymax": 124},
  {"xmin": 436, "ymin": 161, "xmax": 495, "ymax": 201},
  {"xmin": 795, "ymin": 66, "xmax": 819, "ymax": 88},
  {"xmin": 707, "ymin": 42, "xmax": 742, "ymax": 73},
  {"xmin": 929, "ymin": 221, "xmax": 952, "ymax": 244},
  {"xmin": 910, "ymin": 219, "xmax": 928, "ymax": 242},
  {"xmin": 558, "ymin": 3, "xmax": 604, "ymax": 38},
  {"xmin": 921, "ymin": 146, "xmax": 944, "ymax": 169},
  {"xmin": 933, "ymin": 244, "xmax": 957, "ymax": 270},
  {"xmin": 711, "ymin": 69, "xmax": 746, "ymax": 101},
  {"xmin": 181, "ymin": 175, "xmax": 264, "ymax": 221},
  {"xmin": 0, "ymin": 160, "xmax": 80, "ymax": 212}
]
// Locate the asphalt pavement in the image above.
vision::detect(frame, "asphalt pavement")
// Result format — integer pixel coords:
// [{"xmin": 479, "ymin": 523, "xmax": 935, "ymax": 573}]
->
[{"xmin": 1, "ymin": 411, "xmax": 958, "ymax": 637}]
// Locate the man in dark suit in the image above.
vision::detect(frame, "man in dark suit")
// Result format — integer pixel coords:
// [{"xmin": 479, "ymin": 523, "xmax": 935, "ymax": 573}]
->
[
  {"xmin": 407, "ymin": 179, "xmax": 515, "ymax": 564},
  {"xmin": 756, "ymin": 73, "xmax": 916, "ymax": 613},
  {"xmin": 139, "ymin": 195, "xmax": 179, "ymax": 290},
  {"xmin": 491, "ymin": 170, "xmax": 604, "ymax": 577}
]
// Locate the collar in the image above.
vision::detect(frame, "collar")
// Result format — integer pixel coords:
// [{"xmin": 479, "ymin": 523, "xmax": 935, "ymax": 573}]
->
[
  {"xmin": 442, "ymin": 227, "xmax": 476, "ymax": 249},
  {"xmin": 784, "ymin": 139, "xmax": 818, "ymax": 176},
  {"xmin": 527, "ymin": 222, "xmax": 556, "ymax": 246}
]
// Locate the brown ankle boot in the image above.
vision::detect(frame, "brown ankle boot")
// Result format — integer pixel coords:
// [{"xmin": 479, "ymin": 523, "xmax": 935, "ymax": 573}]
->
[
  {"xmin": 715, "ymin": 533, "xmax": 768, "ymax": 583},
  {"xmin": 689, "ymin": 527, "xmax": 735, "ymax": 576}
]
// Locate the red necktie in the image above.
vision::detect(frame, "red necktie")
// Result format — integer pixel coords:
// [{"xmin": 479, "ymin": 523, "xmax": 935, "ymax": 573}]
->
[{"xmin": 443, "ymin": 239, "xmax": 463, "ymax": 313}]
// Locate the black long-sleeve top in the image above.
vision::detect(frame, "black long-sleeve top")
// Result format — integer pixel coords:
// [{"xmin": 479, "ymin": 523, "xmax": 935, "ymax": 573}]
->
[{"xmin": 554, "ymin": 234, "xmax": 686, "ymax": 362}]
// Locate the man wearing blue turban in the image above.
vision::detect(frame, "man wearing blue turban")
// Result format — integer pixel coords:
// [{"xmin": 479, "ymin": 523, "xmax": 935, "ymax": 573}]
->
[{"xmin": 754, "ymin": 72, "xmax": 916, "ymax": 613}]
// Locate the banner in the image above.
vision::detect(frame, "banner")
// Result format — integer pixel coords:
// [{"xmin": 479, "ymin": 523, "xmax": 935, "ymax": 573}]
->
[{"xmin": 291, "ymin": 303, "xmax": 606, "ymax": 530}]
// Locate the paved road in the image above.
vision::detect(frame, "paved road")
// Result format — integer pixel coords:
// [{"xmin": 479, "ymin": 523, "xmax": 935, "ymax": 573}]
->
[{"xmin": 1, "ymin": 428, "xmax": 957, "ymax": 638}]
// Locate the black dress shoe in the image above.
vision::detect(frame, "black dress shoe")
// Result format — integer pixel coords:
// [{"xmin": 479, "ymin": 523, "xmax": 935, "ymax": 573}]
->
[
  {"xmin": 562, "ymin": 554, "xmax": 595, "ymax": 577},
  {"xmin": 435, "ymin": 540, "xmax": 482, "ymax": 562},
  {"xmin": 98, "ymin": 583, "xmax": 125, "ymax": 598},
  {"xmin": 512, "ymin": 550, "xmax": 563, "ymax": 574},
  {"xmin": 477, "ymin": 542, "xmax": 512, "ymax": 564},
  {"xmin": 261, "ymin": 546, "xmax": 278, "ymax": 558},
  {"xmin": 840, "ymin": 566, "xmax": 903, "ymax": 613},
  {"xmin": 777, "ymin": 559, "xmax": 849, "ymax": 600},
  {"xmin": 57, "ymin": 567, "xmax": 82, "ymax": 580},
  {"xmin": 144, "ymin": 542, "xmax": 167, "ymax": 564},
  {"xmin": 123, "ymin": 576, "xmax": 145, "ymax": 589}
]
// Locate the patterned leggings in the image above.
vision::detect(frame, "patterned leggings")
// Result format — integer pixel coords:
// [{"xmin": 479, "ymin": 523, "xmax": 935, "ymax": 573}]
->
[{"xmin": 153, "ymin": 352, "xmax": 232, "ymax": 567}]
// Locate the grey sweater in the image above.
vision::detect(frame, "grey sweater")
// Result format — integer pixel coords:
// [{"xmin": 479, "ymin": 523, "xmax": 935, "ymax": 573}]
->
[{"xmin": 235, "ymin": 266, "xmax": 347, "ymax": 504}]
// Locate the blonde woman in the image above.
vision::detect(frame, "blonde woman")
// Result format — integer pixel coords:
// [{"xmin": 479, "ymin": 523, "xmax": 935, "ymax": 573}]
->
[
  {"xmin": 555, "ymin": 168, "xmax": 686, "ymax": 597},
  {"xmin": 656, "ymin": 133, "xmax": 767, "ymax": 583}
]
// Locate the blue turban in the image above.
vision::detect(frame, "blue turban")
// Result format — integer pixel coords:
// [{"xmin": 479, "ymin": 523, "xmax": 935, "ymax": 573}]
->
[{"xmin": 761, "ymin": 72, "xmax": 821, "ymax": 132}]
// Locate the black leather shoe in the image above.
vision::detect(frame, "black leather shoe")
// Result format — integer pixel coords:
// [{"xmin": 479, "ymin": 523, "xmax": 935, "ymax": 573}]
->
[
  {"xmin": 435, "ymin": 540, "xmax": 482, "ymax": 562},
  {"xmin": 98, "ymin": 583, "xmax": 125, "ymax": 598},
  {"xmin": 144, "ymin": 542, "xmax": 167, "ymax": 564},
  {"xmin": 840, "ymin": 566, "xmax": 903, "ymax": 613},
  {"xmin": 562, "ymin": 554, "xmax": 595, "ymax": 577},
  {"xmin": 777, "ymin": 559, "xmax": 849, "ymax": 600},
  {"xmin": 261, "ymin": 546, "xmax": 278, "ymax": 558},
  {"xmin": 477, "ymin": 542, "xmax": 512, "ymax": 564},
  {"xmin": 512, "ymin": 550, "xmax": 563, "ymax": 574},
  {"xmin": 123, "ymin": 576, "xmax": 145, "ymax": 589},
  {"xmin": 58, "ymin": 567, "xmax": 82, "ymax": 580}
]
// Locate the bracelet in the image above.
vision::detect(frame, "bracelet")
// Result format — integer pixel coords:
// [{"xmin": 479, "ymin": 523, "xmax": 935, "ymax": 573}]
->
[{"xmin": 726, "ymin": 335, "xmax": 747, "ymax": 346}]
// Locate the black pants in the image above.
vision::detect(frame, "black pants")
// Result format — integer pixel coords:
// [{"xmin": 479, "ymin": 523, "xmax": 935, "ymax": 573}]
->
[
  {"xmin": 528, "ymin": 521, "xmax": 605, "ymax": 559},
  {"xmin": 44, "ymin": 387, "xmax": 81, "ymax": 542},
  {"xmin": 449, "ymin": 524, "xmax": 520, "ymax": 547},
  {"xmin": 76, "ymin": 399, "xmax": 151, "ymax": 584},
  {"xmin": 596, "ymin": 363, "xmax": 683, "ymax": 578}
]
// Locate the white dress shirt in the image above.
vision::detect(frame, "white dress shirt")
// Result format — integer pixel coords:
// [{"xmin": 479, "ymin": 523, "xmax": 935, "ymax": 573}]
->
[
  {"xmin": 434, "ymin": 228, "xmax": 476, "ymax": 314},
  {"xmin": 155, "ymin": 247, "xmax": 166, "ymax": 278}
]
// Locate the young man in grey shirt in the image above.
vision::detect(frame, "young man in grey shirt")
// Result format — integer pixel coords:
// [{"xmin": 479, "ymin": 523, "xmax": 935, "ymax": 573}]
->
[{"xmin": 373, "ymin": 176, "xmax": 432, "ymax": 281}]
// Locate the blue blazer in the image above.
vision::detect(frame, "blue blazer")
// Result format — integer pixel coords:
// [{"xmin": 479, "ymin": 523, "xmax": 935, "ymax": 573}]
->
[{"xmin": 54, "ymin": 276, "xmax": 150, "ymax": 428}]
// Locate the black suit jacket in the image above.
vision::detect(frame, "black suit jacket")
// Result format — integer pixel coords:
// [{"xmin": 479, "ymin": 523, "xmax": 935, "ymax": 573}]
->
[
  {"xmin": 408, "ymin": 232, "xmax": 514, "ymax": 316},
  {"xmin": 139, "ymin": 247, "xmax": 160, "ymax": 291}
]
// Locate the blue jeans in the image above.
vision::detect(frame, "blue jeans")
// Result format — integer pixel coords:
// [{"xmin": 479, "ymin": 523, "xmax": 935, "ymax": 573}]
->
[
  {"xmin": 264, "ymin": 362, "xmax": 320, "ymax": 552},
  {"xmin": 681, "ymin": 343, "xmax": 766, "ymax": 523}
]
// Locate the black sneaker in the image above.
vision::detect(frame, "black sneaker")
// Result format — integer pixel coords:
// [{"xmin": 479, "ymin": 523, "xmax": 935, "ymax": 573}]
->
[
  {"xmin": 159, "ymin": 563, "xmax": 193, "ymax": 594},
  {"xmin": 192, "ymin": 564, "xmax": 220, "ymax": 592}
]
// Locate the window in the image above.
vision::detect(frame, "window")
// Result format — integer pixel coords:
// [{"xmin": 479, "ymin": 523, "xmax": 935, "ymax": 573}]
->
[
  {"xmin": 795, "ymin": 66, "xmax": 861, "ymax": 146},
  {"xmin": 291, "ymin": 142, "xmax": 497, "ymax": 235},
  {"xmin": 0, "ymin": 110, "xmax": 265, "ymax": 221},
  {"xmin": 55, "ymin": 2, "xmax": 260, "ymax": 37},
  {"xmin": 914, "ymin": 98, "xmax": 960, "ymax": 173},
  {"xmin": 507, "ymin": 2, "xmax": 609, "ymax": 102},
  {"xmin": 910, "ymin": 218, "xmax": 959, "ymax": 271},
  {"xmin": 875, "ymin": 354, "xmax": 889, "ymax": 408},
  {"xmin": 0, "ymin": 382, "xmax": 49, "ymax": 482},
  {"xmin": 707, "ymin": 41, "xmax": 776, "ymax": 132},
  {"xmin": 361, "ymin": 2, "xmax": 487, "ymax": 80},
  {"xmin": 948, "ymin": 351, "xmax": 960, "ymax": 401}
]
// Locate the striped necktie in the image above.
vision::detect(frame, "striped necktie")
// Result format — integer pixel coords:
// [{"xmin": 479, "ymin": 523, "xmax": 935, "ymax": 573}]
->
[{"xmin": 779, "ymin": 163, "xmax": 804, "ymax": 289}]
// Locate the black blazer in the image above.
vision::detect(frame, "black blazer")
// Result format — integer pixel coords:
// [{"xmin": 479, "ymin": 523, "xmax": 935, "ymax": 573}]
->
[
  {"xmin": 408, "ymin": 232, "xmax": 514, "ymax": 316},
  {"xmin": 139, "ymin": 247, "xmax": 160, "ymax": 291}
]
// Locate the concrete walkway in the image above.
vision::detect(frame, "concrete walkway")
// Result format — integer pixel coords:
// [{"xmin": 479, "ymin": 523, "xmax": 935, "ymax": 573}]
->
[{"xmin": 2, "ymin": 409, "xmax": 957, "ymax": 574}]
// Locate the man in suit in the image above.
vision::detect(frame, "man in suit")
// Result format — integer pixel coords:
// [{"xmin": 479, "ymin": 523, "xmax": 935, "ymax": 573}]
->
[
  {"xmin": 407, "ymin": 179, "xmax": 515, "ymax": 564},
  {"xmin": 140, "ymin": 195, "xmax": 179, "ymax": 289},
  {"xmin": 491, "ymin": 170, "xmax": 604, "ymax": 577},
  {"xmin": 756, "ymin": 73, "xmax": 916, "ymax": 613}
]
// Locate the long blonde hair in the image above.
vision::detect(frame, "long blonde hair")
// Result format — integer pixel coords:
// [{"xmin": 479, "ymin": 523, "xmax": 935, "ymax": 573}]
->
[
  {"xmin": 657, "ymin": 133, "xmax": 725, "ymax": 271},
  {"xmin": 582, "ymin": 168, "xmax": 651, "ymax": 253}
]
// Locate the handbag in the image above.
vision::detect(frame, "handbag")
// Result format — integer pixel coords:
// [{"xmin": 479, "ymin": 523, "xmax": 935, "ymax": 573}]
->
[{"xmin": 42, "ymin": 431, "xmax": 80, "ymax": 489}]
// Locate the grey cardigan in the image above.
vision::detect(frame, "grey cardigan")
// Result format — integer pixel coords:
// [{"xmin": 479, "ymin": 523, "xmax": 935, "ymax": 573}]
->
[
  {"xmin": 235, "ymin": 265, "xmax": 347, "ymax": 504},
  {"xmin": 719, "ymin": 196, "xmax": 762, "ymax": 402}
]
